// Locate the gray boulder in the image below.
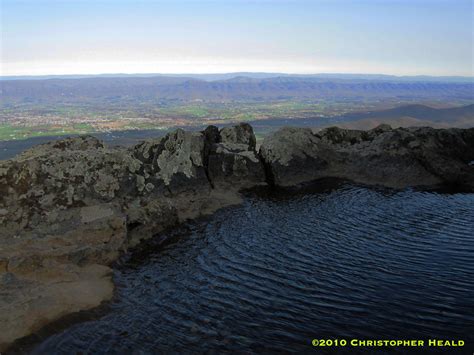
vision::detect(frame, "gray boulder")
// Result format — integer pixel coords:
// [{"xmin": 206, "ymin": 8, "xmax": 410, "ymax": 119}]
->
[
  {"xmin": 220, "ymin": 122, "xmax": 257, "ymax": 150},
  {"xmin": 207, "ymin": 123, "xmax": 266, "ymax": 189}
]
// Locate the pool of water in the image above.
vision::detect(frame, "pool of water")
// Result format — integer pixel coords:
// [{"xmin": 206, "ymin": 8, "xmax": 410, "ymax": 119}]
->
[{"xmin": 29, "ymin": 184, "xmax": 474, "ymax": 354}]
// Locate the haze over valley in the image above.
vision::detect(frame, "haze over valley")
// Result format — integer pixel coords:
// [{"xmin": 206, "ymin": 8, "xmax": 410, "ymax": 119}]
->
[{"xmin": 0, "ymin": 73, "xmax": 472, "ymax": 146}]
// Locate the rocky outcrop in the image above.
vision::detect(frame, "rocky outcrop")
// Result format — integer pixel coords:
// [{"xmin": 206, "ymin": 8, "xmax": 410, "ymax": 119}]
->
[
  {"xmin": 206, "ymin": 124, "xmax": 265, "ymax": 190},
  {"xmin": 1, "ymin": 123, "xmax": 473, "ymax": 350},
  {"xmin": 0, "ymin": 123, "xmax": 265, "ymax": 350},
  {"xmin": 260, "ymin": 125, "xmax": 474, "ymax": 190}
]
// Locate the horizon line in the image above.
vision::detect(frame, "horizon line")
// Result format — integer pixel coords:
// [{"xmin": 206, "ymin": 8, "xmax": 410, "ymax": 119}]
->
[{"xmin": 1, "ymin": 71, "xmax": 473, "ymax": 80}]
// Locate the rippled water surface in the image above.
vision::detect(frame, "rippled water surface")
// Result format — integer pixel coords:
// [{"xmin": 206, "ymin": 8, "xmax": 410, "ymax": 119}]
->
[{"xmin": 31, "ymin": 185, "xmax": 474, "ymax": 354}]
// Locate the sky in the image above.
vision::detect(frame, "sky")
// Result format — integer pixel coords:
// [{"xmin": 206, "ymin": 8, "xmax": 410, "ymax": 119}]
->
[{"xmin": 1, "ymin": 0, "xmax": 473, "ymax": 76}]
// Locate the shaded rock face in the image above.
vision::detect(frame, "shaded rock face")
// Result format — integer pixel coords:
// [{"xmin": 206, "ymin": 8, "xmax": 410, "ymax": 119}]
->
[
  {"xmin": 0, "ymin": 123, "xmax": 265, "ymax": 261},
  {"xmin": 220, "ymin": 123, "xmax": 256, "ymax": 151},
  {"xmin": 207, "ymin": 123, "xmax": 265, "ymax": 189},
  {"xmin": 131, "ymin": 123, "xmax": 265, "ymax": 194},
  {"xmin": 0, "ymin": 124, "xmax": 266, "ymax": 250},
  {"xmin": 260, "ymin": 125, "xmax": 474, "ymax": 190}
]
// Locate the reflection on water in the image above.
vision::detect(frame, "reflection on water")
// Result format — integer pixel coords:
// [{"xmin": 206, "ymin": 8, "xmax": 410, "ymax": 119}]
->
[{"xmin": 30, "ymin": 185, "xmax": 474, "ymax": 354}]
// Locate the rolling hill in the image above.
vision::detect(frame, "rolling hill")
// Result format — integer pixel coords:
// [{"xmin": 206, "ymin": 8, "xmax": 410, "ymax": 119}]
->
[
  {"xmin": 1, "ymin": 76, "xmax": 473, "ymax": 104},
  {"xmin": 332, "ymin": 104, "xmax": 474, "ymax": 129}
]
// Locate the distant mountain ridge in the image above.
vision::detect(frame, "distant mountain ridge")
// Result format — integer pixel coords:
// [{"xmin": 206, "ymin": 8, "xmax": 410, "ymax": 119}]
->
[
  {"xmin": 1, "ymin": 76, "xmax": 473, "ymax": 103},
  {"xmin": 1, "ymin": 72, "xmax": 473, "ymax": 83}
]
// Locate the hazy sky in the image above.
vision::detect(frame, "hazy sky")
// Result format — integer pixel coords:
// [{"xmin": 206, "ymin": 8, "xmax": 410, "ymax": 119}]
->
[{"xmin": 1, "ymin": 0, "xmax": 473, "ymax": 76}]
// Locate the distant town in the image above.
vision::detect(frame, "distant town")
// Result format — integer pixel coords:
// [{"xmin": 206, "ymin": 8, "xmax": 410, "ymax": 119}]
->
[{"xmin": 1, "ymin": 74, "xmax": 473, "ymax": 141}]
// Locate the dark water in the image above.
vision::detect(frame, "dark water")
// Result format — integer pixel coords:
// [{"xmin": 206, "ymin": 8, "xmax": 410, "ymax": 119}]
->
[{"xmin": 29, "ymin": 185, "xmax": 474, "ymax": 354}]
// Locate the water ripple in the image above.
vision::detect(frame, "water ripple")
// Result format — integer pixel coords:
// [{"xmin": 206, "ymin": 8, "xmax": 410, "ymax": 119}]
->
[{"xmin": 29, "ymin": 184, "xmax": 474, "ymax": 354}]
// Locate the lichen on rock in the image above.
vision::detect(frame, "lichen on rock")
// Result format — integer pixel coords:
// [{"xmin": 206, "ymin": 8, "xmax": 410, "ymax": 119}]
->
[{"xmin": 260, "ymin": 125, "xmax": 474, "ymax": 189}]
